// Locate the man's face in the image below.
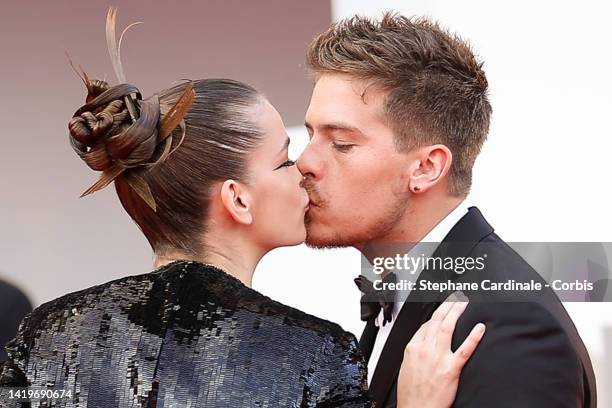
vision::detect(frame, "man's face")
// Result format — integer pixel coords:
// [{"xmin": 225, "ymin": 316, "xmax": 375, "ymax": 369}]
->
[{"xmin": 298, "ymin": 73, "xmax": 412, "ymax": 248}]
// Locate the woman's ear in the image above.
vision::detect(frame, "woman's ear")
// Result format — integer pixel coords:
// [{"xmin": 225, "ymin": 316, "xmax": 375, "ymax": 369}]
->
[
  {"xmin": 408, "ymin": 144, "xmax": 453, "ymax": 194},
  {"xmin": 220, "ymin": 180, "xmax": 253, "ymax": 225}
]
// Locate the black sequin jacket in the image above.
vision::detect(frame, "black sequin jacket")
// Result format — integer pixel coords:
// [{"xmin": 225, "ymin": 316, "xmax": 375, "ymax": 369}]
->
[{"xmin": 0, "ymin": 260, "xmax": 372, "ymax": 407}]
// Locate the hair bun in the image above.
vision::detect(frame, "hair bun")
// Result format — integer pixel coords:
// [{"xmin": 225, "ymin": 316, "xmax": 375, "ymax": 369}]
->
[
  {"xmin": 67, "ymin": 6, "xmax": 195, "ymax": 209},
  {"xmin": 85, "ymin": 79, "xmax": 111, "ymax": 102},
  {"xmin": 69, "ymin": 81, "xmax": 163, "ymax": 171}
]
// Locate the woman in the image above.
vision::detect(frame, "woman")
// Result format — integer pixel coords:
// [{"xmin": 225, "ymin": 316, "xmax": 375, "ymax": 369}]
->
[{"xmin": 0, "ymin": 9, "xmax": 485, "ymax": 407}]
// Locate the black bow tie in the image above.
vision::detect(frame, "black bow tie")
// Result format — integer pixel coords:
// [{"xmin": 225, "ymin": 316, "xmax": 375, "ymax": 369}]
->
[{"xmin": 354, "ymin": 273, "xmax": 396, "ymax": 326}]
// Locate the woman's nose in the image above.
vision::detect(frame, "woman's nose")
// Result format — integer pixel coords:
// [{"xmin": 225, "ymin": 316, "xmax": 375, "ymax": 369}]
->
[{"xmin": 291, "ymin": 164, "xmax": 305, "ymax": 184}]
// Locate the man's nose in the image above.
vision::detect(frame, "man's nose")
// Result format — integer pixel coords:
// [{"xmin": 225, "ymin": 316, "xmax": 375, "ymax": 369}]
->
[{"xmin": 296, "ymin": 143, "xmax": 319, "ymax": 179}]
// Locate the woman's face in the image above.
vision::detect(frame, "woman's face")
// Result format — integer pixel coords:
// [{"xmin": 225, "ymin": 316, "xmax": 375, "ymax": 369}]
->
[{"xmin": 244, "ymin": 98, "xmax": 309, "ymax": 250}]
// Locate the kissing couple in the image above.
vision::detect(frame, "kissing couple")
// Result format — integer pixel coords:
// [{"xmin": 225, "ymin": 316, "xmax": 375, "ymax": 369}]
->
[{"xmin": 0, "ymin": 7, "xmax": 596, "ymax": 408}]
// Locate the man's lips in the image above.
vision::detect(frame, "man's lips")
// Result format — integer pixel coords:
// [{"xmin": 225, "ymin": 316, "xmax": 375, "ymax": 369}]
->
[{"xmin": 300, "ymin": 178, "xmax": 320, "ymax": 208}]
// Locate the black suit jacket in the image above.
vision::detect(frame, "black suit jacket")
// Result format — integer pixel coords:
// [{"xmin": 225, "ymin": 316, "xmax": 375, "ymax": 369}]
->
[{"xmin": 360, "ymin": 207, "xmax": 597, "ymax": 408}]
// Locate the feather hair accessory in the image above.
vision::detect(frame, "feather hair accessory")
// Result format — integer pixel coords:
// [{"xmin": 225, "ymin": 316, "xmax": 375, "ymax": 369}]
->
[{"xmin": 67, "ymin": 7, "xmax": 195, "ymax": 212}]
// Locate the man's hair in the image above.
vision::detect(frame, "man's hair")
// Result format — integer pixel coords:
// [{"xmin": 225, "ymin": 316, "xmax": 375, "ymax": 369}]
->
[{"xmin": 306, "ymin": 12, "xmax": 492, "ymax": 196}]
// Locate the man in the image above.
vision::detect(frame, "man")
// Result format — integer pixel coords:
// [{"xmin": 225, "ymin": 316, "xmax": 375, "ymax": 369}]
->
[{"xmin": 297, "ymin": 13, "xmax": 596, "ymax": 407}]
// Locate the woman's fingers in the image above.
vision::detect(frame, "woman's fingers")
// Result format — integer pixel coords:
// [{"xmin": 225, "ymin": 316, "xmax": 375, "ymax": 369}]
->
[
  {"xmin": 453, "ymin": 322, "xmax": 486, "ymax": 368},
  {"xmin": 435, "ymin": 301, "xmax": 468, "ymax": 351},
  {"xmin": 423, "ymin": 301, "xmax": 452, "ymax": 342},
  {"xmin": 398, "ymin": 292, "xmax": 486, "ymax": 408},
  {"xmin": 423, "ymin": 291, "xmax": 463, "ymax": 342},
  {"xmin": 411, "ymin": 319, "xmax": 429, "ymax": 343}
]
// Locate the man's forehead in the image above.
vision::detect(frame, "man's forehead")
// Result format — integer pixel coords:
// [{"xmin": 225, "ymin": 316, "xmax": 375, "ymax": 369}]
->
[
  {"xmin": 311, "ymin": 75, "xmax": 385, "ymax": 113},
  {"xmin": 308, "ymin": 74, "xmax": 386, "ymax": 127}
]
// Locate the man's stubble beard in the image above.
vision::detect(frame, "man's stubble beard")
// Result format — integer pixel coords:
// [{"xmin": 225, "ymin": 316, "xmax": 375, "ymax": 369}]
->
[{"xmin": 303, "ymin": 193, "xmax": 408, "ymax": 249}]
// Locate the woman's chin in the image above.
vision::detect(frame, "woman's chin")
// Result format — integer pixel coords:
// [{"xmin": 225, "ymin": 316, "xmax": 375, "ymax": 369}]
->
[
  {"xmin": 298, "ymin": 230, "xmax": 307, "ymax": 245},
  {"xmin": 281, "ymin": 227, "xmax": 307, "ymax": 248},
  {"xmin": 290, "ymin": 229, "xmax": 307, "ymax": 246},
  {"xmin": 265, "ymin": 229, "xmax": 307, "ymax": 251}
]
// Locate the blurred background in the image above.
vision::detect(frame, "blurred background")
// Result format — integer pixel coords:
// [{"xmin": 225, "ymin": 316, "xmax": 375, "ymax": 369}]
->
[{"xmin": 1, "ymin": 0, "xmax": 611, "ymax": 404}]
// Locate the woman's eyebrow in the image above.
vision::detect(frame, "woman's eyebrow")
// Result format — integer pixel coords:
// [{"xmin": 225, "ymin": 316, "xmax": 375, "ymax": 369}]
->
[{"xmin": 278, "ymin": 136, "xmax": 290, "ymax": 155}]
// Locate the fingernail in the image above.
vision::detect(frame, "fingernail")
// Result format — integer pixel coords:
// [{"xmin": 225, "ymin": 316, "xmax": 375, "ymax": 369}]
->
[
  {"xmin": 447, "ymin": 291, "xmax": 462, "ymax": 302},
  {"xmin": 476, "ymin": 323, "xmax": 486, "ymax": 334}
]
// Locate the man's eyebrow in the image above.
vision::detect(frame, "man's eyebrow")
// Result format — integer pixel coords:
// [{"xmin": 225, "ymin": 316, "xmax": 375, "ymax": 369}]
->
[
  {"xmin": 306, "ymin": 121, "xmax": 367, "ymax": 138},
  {"xmin": 323, "ymin": 122, "xmax": 364, "ymax": 134},
  {"xmin": 278, "ymin": 136, "xmax": 290, "ymax": 155}
]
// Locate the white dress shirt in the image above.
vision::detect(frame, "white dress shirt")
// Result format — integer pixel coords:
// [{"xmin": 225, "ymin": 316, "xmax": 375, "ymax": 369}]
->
[{"xmin": 366, "ymin": 201, "xmax": 470, "ymax": 385}]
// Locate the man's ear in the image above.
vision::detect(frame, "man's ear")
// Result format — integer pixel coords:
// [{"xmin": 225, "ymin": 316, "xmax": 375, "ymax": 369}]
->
[
  {"xmin": 220, "ymin": 180, "xmax": 253, "ymax": 225},
  {"xmin": 408, "ymin": 144, "xmax": 453, "ymax": 194}
]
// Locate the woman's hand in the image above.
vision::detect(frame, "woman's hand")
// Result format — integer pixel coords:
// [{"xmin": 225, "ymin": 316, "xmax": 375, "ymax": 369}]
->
[{"xmin": 396, "ymin": 294, "xmax": 486, "ymax": 408}]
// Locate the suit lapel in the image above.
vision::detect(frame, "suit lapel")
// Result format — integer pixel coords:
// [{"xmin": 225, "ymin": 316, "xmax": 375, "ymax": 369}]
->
[
  {"xmin": 367, "ymin": 279, "xmax": 439, "ymax": 404},
  {"xmin": 367, "ymin": 206, "xmax": 495, "ymax": 406}
]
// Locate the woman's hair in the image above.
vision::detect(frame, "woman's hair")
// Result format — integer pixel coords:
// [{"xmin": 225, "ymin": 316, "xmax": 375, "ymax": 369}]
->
[{"xmin": 68, "ymin": 78, "xmax": 265, "ymax": 257}]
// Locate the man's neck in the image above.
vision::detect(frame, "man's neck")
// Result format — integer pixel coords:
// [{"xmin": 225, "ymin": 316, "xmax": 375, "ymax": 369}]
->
[{"xmin": 357, "ymin": 196, "xmax": 465, "ymax": 265}]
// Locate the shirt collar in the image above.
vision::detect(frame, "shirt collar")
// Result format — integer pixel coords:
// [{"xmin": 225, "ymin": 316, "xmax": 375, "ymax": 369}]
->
[
  {"xmin": 421, "ymin": 200, "xmax": 471, "ymax": 243},
  {"xmin": 373, "ymin": 199, "xmax": 470, "ymax": 327}
]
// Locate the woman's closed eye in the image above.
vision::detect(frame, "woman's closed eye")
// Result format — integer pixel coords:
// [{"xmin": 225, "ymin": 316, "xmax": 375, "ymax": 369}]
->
[{"xmin": 275, "ymin": 159, "xmax": 296, "ymax": 170}]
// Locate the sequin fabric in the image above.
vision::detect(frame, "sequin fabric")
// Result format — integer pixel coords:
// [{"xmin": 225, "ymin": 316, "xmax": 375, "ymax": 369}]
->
[{"xmin": 0, "ymin": 261, "xmax": 372, "ymax": 407}]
